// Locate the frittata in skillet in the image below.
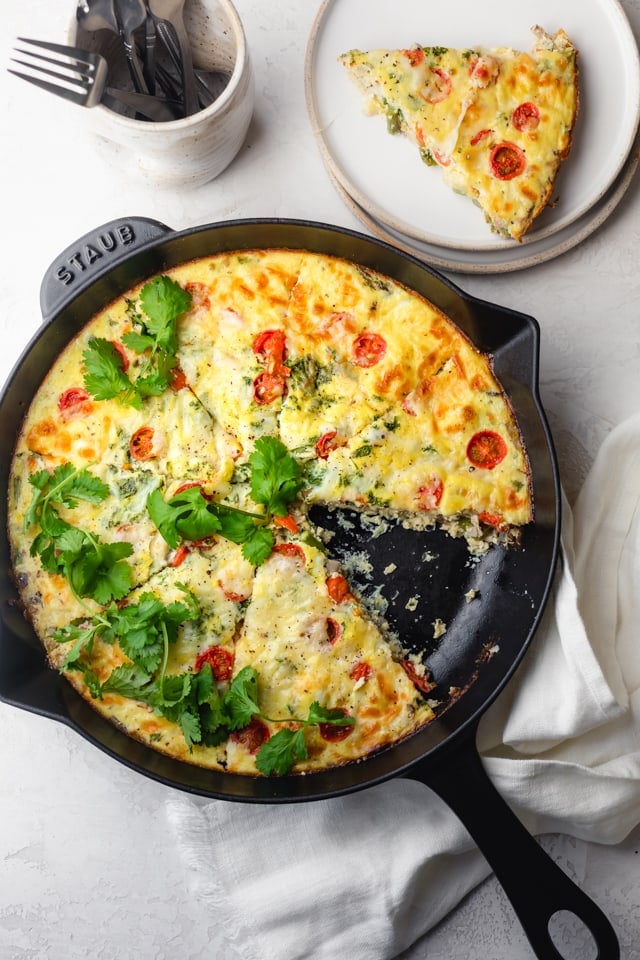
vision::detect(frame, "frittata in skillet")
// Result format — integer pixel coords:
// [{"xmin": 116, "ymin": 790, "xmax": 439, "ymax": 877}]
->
[
  {"xmin": 7, "ymin": 250, "xmax": 532, "ymax": 776},
  {"xmin": 340, "ymin": 26, "xmax": 579, "ymax": 240}
]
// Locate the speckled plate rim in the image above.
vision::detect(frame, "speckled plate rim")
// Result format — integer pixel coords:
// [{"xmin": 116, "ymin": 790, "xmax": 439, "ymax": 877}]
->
[
  {"xmin": 305, "ymin": 0, "xmax": 640, "ymax": 253},
  {"xmin": 326, "ymin": 121, "xmax": 640, "ymax": 274}
]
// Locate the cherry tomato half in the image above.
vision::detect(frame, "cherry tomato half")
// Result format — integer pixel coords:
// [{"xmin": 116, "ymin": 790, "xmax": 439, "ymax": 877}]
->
[
  {"xmin": 401, "ymin": 659, "xmax": 436, "ymax": 694},
  {"xmin": 129, "ymin": 425, "xmax": 156, "ymax": 461},
  {"xmin": 352, "ymin": 332, "xmax": 387, "ymax": 368},
  {"xmin": 466, "ymin": 431, "xmax": 508, "ymax": 469},
  {"xmin": 326, "ymin": 574, "xmax": 352, "ymax": 604},
  {"xmin": 512, "ymin": 102, "xmax": 540, "ymax": 132},
  {"xmin": 195, "ymin": 645, "xmax": 235, "ymax": 681},
  {"xmin": 253, "ymin": 329, "xmax": 287, "ymax": 368},
  {"xmin": 253, "ymin": 371, "xmax": 286, "ymax": 405},
  {"xmin": 489, "ymin": 142, "xmax": 526, "ymax": 180},
  {"xmin": 315, "ymin": 430, "xmax": 341, "ymax": 459},
  {"xmin": 58, "ymin": 387, "xmax": 93, "ymax": 419},
  {"xmin": 230, "ymin": 717, "xmax": 270, "ymax": 754},
  {"xmin": 319, "ymin": 708, "xmax": 353, "ymax": 742}
]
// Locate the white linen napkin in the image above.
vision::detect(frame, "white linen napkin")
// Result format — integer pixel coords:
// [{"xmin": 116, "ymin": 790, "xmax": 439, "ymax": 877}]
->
[{"xmin": 166, "ymin": 412, "xmax": 640, "ymax": 960}]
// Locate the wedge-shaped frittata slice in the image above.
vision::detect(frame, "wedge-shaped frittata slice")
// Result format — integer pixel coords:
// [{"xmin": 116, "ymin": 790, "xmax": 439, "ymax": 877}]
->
[
  {"xmin": 228, "ymin": 537, "xmax": 433, "ymax": 774},
  {"xmin": 340, "ymin": 27, "xmax": 579, "ymax": 240},
  {"xmin": 278, "ymin": 254, "xmax": 531, "ymax": 532},
  {"xmin": 174, "ymin": 249, "xmax": 304, "ymax": 455},
  {"xmin": 442, "ymin": 28, "xmax": 578, "ymax": 239},
  {"xmin": 339, "ymin": 44, "xmax": 494, "ymax": 161},
  {"xmin": 54, "ymin": 545, "xmax": 252, "ymax": 767}
]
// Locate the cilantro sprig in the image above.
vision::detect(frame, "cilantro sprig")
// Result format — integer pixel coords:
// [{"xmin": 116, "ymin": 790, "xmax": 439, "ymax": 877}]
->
[
  {"xmin": 82, "ymin": 276, "xmax": 192, "ymax": 409},
  {"xmin": 254, "ymin": 699, "xmax": 354, "ymax": 777},
  {"xmin": 147, "ymin": 436, "xmax": 304, "ymax": 566},
  {"xmin": 58, "ymin": 589, "xmax": 353, "ymax": 772},
  {"xmin": 25, "ymin": 464, "xmax": 133, "ymax": 604}
]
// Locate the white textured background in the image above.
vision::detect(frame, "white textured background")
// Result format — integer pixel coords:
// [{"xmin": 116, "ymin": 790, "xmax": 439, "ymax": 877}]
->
[{"xmin": 1, "ymin": 1, "xmax": 640, "ymax": 957}]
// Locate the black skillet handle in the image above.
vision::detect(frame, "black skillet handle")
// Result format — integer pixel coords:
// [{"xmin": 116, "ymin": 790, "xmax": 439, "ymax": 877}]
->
[
  {"xmin": 406, "ymin": 724, "xmax": 620, "ymax": 960},
  {"xmin": 39, "ymin": 217, "xmax": 173, "ymax": 323}
]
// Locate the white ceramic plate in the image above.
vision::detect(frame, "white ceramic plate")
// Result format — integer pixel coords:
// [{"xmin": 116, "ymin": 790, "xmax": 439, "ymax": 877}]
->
[
  {"xmin": 326, "ymin": 120, "xmax": 640, "ymax": 274},
  {"xmin": 306, "ymin": 0, "xmax": 640, "ymax": 252}
]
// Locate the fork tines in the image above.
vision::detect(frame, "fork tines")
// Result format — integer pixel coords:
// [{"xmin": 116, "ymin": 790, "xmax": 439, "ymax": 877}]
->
[{"xmin": 8, "ymin": 37, "xmax": 107, "ymax": 108}]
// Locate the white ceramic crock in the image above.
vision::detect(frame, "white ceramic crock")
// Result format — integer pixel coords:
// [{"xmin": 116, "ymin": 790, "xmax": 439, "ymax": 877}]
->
[{"xmin": 72, "ymin": 0, "xmax": 254, "ymax": 188}]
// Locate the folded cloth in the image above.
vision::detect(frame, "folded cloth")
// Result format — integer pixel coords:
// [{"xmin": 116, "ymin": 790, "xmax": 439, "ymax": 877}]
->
[{"xmin": 166, "ymin": 412, "xmax": 640, "ymax": 960}]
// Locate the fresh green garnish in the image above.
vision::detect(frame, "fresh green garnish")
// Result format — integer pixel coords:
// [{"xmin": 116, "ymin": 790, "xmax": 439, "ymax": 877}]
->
[
  {"xmin": 24, "ymin": 463, "xmax": 109, "ymax": 530},
  {"xmin": 248, "ymin": 435, "xmax": 304, "ymax": 518},
  {"xmin": 147, "ymin": 436, "xmax": 304, "ymax": 566},
  {"xmin": 255, "ymin": 699, "xmax": 354, "ymax": 777},
  {"xmin": 82, "ymin": 276, "xmax": 192, "ymax": 408},
  {"xmin": 55, "ymin": 586, "xmax": 199, "ymax": 673},
  {"xmin": 25, "ymin": 464, "xmax": 133, "ymax": 604}
]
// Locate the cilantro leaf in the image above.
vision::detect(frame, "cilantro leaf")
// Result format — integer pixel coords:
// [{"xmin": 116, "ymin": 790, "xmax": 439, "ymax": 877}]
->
[
  {"xmin": 82, "ymin": 338, "xmax": 141, "ymax": 408},
  {"xmin": 223, "ymin": 666, "xmax": 261, "ymax": 730},
  {"xmin": 241, "ymin": 526, "xmax": 275, "ymax": 566},
  {"xmin": 307, "ymin": 701, "xmax": 355, "ymax": 727},
  {"xmin": 255, "ymin": 727, "xmax": 308, "ymax": 776},
  {"xmin": 249, "ymin": 436, "xmax": 304, "ymax": 517},
  {"xmin": 25, "ymin": 463, "xmax": 109, "ymax": 530},
  {"xmin": 139, "ymin": 275, "xmax": 192, "ymax": 352},
  {"xmin": 100, "ymin": 663, "xmax": 153, "ymax": 698},
  {"xmin": 81, "ymin": 276, "xmax": 192, "ymax": 408},
  {"xmin": 65, "ymin": 539, "xmax": 134, "ymax": 604},
  {"xmin": 147, "ymin": 487, "xmax": 222, "ymax": 549}
]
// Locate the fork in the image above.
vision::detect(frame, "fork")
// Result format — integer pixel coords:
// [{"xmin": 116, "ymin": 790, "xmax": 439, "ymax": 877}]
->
[{"xmin": 9, "ymin": 37, "xmax": 180, "ymax": 122}]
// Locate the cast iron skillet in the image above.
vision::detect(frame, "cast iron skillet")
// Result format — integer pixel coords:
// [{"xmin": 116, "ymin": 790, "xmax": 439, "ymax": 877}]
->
[{"xmin": 0, "ymin": 218, "xmax": 618, "ymax": 958}]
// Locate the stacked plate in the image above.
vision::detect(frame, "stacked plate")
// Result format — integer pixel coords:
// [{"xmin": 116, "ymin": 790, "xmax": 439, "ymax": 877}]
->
[{"xmin": 305, "ymin": 0, "xmax": 640, "ymax": 274}]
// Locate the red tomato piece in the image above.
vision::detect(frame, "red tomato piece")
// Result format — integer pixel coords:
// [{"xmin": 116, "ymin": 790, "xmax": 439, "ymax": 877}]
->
[
  {"xmin": 274, "ymin": 514, "xmax": 299, "ymax": 534},
  {"xmin": 466, "ymin": 431, "xmax": 508, "ymax": 469},
  {"xmin": 111, "ymin": 340, "xmax": 130, "ymax": 371},
  {"xmin": 470, "ymin": 128, "xmax": 494, "ymax": 146},
  {"xmin": 173, "ymin": 481, "xmax": 212, "ymax": 500},
  {"xmin": 319, "ymin": 708, "xmax": 353, "ymax": 742},
  {"xmin": 350, "ymin": 661, "xmax": 372, "ymax": 682},
  {"xmin": 170, "ymin": 544, "xmax": 190, "ymax": 567},
  {"xmin": 230, "ymin": 717, "xmax": 270, "ymax": 754},
  {"xmin": 184, "ymin": 281, "xmax": 211, "ymax": 310},
  {"xmin": 478, "ymin": 511, "xmax": 508, "ymax": 532},
  {"xmin": 326, "ymin": 574, "xmax": 352, "ymax": 604},
  {"xmin": 129, "ymin": 425, "xmax": 156, "ymax": 461},
  {"xmin": 58, "ymin": 387, "xmax": 93, "ymax": 419},
  {"xmin": 170, "ymin": 367, "xmax": 188, "ymax": 391},
  {"xmin": 415, "ymin": 477, "xmax": 444, "ymax": 510},
  {"xmin": 253, "ymin": 329, "xmax": 287, "ymax": 369},
  {"xmin": 315, "ymin": 430, "xmax": 341, "ymax": 459},
  {"xmin": 326, "ymin": 617, "xmax": 342, "ymax": 645},
  {"xmin": 195, "ymin": 645, "xmax": 234, "ymax": 681},
  {"xmin": 432, "ymin": 149, "xmax": 451, "ymax": 167},
  {"xmin": 512, "ymin": 102, "xmax": 540, "ymax": 132},
  {"xmin": 352, "ymin": 332, "xmax": 387, "ymax": 368},
  {"xmin": 253, "ymin": 371, "xmax": 286, "ymax": 405},
  {"xmin": 401, "ymin": 659, "xmax": 436, "ymax": 694},
  {"xmin": 489, "ymin": 142, "xmax": 526, "ymax": 180},
  {"xmin": 403, "ymin": 47, "xmax": 424, "ymax": 66},
  {"xmin": 272, "ymin": 542, "xmax": 306, "ymax": 565},
  {"xmin": 422, "ymin": 68, "xmax": 452, "ymax": 104}
]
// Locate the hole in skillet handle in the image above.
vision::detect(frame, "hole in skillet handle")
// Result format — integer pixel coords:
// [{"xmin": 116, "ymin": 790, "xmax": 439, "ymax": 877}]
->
[
  {"xmin": 407, "ymin": 724, "xmax": 620, "ymax": 960},
  {"xmin": 38, "ymin": 217, "xmax": 174, "ymax": 324}
]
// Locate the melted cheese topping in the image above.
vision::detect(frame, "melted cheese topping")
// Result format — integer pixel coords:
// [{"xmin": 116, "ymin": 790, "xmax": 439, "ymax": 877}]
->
[
  {"xmin": 341, "ymin": 27, "xmax": 579, "ymax": 240},
  {"xmin": 8, "ymin": 248, "xmax": 533, "ymax": 776}
]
